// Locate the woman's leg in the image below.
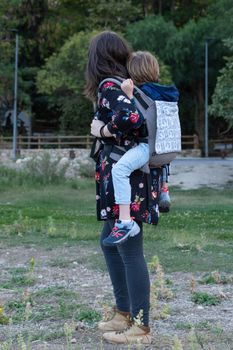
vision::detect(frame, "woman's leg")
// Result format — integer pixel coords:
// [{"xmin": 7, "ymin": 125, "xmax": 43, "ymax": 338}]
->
[
  {"xmin": 100, "ymin": 220, "xmax": 130, "ymax": 312},
  {"xmin": 100, "ymin": 220, "xmax": 150, "ymax": 326},
  {"xmin": 117, "ymin": 223, "xmax": 150, "ymax": 327}
]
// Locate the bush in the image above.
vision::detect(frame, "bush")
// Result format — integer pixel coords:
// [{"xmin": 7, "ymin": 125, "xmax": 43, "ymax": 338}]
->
[
  {"xmin": 191, "ymin": 292, "xmax": 221, "ymax": 306},
  {"xmin": 17, "ymin": 152, "xmax": 69, "ymax": 185},
  {"xmin": 78, "ymin": 159, "xmax": 95, "ymax": 178}
]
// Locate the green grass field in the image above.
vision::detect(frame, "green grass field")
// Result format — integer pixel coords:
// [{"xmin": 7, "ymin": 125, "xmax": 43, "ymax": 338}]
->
[{"xmin": 0, "ymin": 166, "xmax": 232, "ymax": 273}]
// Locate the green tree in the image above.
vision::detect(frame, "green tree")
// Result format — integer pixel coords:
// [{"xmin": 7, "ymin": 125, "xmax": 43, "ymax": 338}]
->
[
  {"xmin": 0, "ymin": 0, "xmax": 49, "ymax": 123},
  {"xmin": 210, "ymin": 39, "xmax": 233, "ymax": 128},
  {"xmin": 36, "ymin": 31, "xmax": 96, "ymax": 133},
  {"xmin": 131, "ymin": 0, "xmax": 216, "ymax": 26},
  {"xmin": 126, "ymin": 15, "xmax": 177, "ymax": 58},
  {"xmin": 166, "ymin": 0, "xmax": 233, "ymax": 139},
  {"xmin": 87, "ymin": 0, "xmax": 142, "ymax": 31},
  {"xmin": 0, "ymin": 7, "xmax": 35, "ymax": 130},
  {"xmin": 126, "ymin": 1, "xmax": 233, "ymax": 140}
]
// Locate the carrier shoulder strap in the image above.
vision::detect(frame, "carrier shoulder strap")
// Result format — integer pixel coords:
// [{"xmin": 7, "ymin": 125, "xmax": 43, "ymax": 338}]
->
[{"xmin": 98, "ymin": 77, "xmax": 150, "ymax": 110}]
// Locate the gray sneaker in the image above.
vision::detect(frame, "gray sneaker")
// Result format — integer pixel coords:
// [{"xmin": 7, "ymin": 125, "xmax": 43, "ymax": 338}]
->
[
  {"xmin": 159, "ymin": 189, "xmax": 171, "ymax": 212},
  {"xmin": 103, "ymin": 220, "xmax": 140, "ymax": 246}
]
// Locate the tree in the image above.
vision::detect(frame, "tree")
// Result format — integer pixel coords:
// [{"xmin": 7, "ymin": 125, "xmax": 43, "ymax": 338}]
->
[
  {"xmin": 0, "ymin": 0, "xmax": 34, "ymax": 121},
  {"xmin": 87, "ymin": 0, "xmax": 142, "ymax": 31},
  {"xmin": 126, "ymin": 15, "xmax": 177, "ymax": 58},
  {"xmin": 165, "ymin": 0, "xmax": 233, "ymax": 139},
  {"xmin": 36, "ymin": 31, "xmax": 96, "ymax": 134},
  {"xmin": 131, "ymin": 0, "xmax": 216, "ymax": 26},
  {"xmin": 210, "ymin": 39, "xmax": 233, "ymax": 128},
  {"xmin": 0, "ymin": 0, "xmax": 49, "ymax": 120},
  {"xmin": 126, "ymin": 0, "xmax": 233, "ymax": 140}
]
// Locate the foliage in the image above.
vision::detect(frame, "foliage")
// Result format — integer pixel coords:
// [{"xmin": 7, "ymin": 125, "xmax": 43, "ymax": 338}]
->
[
  {"xmin": 126, "ymin": 2, "xmax": 233, "ymax": 137},
  {"xmin": 191, "ymin": 292, "xmax": 221, "ymax": 306},
  {"xmin": 21, "ymin": 152, "xmax": 69, "ymax": 184},
  {"xmin": 209, "ymin": 39, "xmax": 233, "ymax": 128},
  {"xmin": 1, "ymin": 0, "xmax": 233, "ymax": 138},
  {"xmin": 0, "ymin": 0, "xmax": 49, "ymax": 115},
  {"xmin": 126, "ymin": 16, "xmax": 176, "ymax": 86},
  {"xmin": 126, "ymin": 15, "xmax": 177, "ymax": 62},
  {"xmin": 37, "ymin": 31, "xmax": 95, "ymax": 133},
  {"xmin": 0, "ymin": 154, "xmax": 69, "ymax": 188},
  {"xmin": 87, "ymin": 0, "xmax": 142, "ymax": 31}
]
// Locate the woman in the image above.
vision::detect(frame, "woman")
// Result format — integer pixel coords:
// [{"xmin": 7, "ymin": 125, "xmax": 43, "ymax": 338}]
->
[{"xmin": 85, "ymin": 31, "xmax": 161, "ymax": 345}]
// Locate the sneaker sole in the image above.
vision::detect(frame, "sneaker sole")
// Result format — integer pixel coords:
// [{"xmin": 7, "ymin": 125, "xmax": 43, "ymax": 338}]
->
[
  {"xmin": 103, "ymin": 231, "xmax": 131, "ymax": 246},
  {"xmin": 159, "ymin": 206, "xmax": 170, "ymax": 213},
  {"xmin": 103, "ymin": 336, "xmax": 152, "ymax": 345}
]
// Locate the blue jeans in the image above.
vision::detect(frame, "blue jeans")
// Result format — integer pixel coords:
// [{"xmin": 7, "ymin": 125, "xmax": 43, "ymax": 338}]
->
[
  {"xmin": 112, "ymin": 143, "xmax": 149, "ymax": 204},
  {"xmin": 100, "ymin": 219, "xmax": 150, "ymax": 326}
]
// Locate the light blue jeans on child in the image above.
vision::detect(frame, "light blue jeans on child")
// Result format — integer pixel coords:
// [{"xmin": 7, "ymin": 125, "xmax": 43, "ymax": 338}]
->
[{"xmin": 112, "ymin": 143, "xmax": 149, "ymax": 204}]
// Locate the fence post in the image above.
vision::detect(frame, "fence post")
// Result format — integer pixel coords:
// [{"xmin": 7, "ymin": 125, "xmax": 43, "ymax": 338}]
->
[
  {"xmin": 28, "ymin": 135, "xmax": 30, "ymax": 149},
  {"xmin": 86, "ymin": 134, "xmax": 90, "ymax": 149},
  {"xmin": 18, "ymin": 135, "xmax": 22, "ymax": 149},
  {"xmin": 38, "ymin": 135, "xmax": 41, "ymax": 149},
  {"xmin": 58, "ymin": 136, "xmax": 61, "ymax": 149},
  {"xmin": 194, "ymin": 134, "xmax": 199, "ymax": 149}
]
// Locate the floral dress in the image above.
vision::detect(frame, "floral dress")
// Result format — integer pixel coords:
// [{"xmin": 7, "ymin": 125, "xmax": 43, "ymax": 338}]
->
[{"xmin": 93, "ymin": 80, "xmax": 161, "ymax": 225}]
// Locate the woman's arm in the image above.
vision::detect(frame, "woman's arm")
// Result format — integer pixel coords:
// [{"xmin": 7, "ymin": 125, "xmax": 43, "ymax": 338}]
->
[
  {"xmin": 91, "ymin": 119, "xmax": 113, "ymax": 138},
  {"xmin": 99, "ymin": 81, "xmax": 143, "ymax": 136}
]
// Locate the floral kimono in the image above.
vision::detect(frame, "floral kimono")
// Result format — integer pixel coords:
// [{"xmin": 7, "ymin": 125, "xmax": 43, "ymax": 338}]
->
[{"xmin": 93, "ymin": 80, "xmax": 161, "ymax": 225}]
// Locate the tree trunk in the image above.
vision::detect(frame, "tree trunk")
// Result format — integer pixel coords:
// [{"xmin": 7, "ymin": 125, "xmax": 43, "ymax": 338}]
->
[
  {"xmin": 170, "ymin": 0, "xmax": 175, "ymax": 15},
  {"xmin": 152, "ymin": 0, "xmax": 162, "ymax": 15},
  {"xmin": 158, "ymin": 0, "xmax": 162, "ymax": 14},
  {"xmin": 142, "ymin": 0, "xmax": 147, "ymax": 17}
]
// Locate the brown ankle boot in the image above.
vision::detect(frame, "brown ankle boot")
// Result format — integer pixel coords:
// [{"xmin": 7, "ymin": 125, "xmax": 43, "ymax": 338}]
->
[
  {"xmin": 98, "ymin": 307, "xmax": 131, "ymax": 332},
  {"xmin": 102, "ymin": 324, "xmax": 152, "ymax": 344}
]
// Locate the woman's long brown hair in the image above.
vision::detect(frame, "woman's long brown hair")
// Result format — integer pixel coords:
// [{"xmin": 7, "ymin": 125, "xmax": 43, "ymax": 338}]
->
[{"xmin": 84, "ymin": 31, "xmax": 131, "ymax": 101}]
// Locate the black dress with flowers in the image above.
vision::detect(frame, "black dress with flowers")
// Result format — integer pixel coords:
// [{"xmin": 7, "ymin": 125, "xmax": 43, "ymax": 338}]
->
[{"xmin": 93, "ymin": 80, "xmax": 161, "ymax": 225}]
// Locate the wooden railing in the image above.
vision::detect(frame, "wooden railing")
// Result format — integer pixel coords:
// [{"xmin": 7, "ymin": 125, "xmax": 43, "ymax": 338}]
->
[
  {"xmin": 0, "ymin": 135, "xmax": 93, "ymax": 149},
  {"xmin": 181, "ymin": 134, "xmax": 199, "ymax": 149},
  {"xmin": 209, "ymin": 138, "xmax": 233, "ymax": 158},
  {"xmin": 0, "ymin": 134, "xmax": 200, "ymax": 150}
]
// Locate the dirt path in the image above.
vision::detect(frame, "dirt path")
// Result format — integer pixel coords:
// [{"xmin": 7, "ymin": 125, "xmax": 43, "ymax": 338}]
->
[
  {"xmin": 1, "ymin": 244, "xmax": 233, "ymax": 349},
  {"xmin": 170, "ymin": 158, "xmax": 233, "ymax": 190}
]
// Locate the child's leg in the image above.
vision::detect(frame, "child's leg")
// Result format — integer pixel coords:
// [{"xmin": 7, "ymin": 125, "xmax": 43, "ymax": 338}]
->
[
  {"xmin": 103, "ymin": 143, "xmax": 149, "ymax": 246},
  {"xmin": 159, "ymin": 164, "xmax": 171, "ymax": 212},
  {"xmin": 112, "ymin": 143, "xmax": 149, "ymax": 215},
  {"xmin": 160, "ymin": 164, "xmax": 169, "ymax": 189}
]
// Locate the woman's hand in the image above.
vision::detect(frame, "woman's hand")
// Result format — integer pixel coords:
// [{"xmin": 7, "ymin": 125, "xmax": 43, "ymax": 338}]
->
[
  {"xmin": 91, "ymin": 119, "xmax": 105, "ymax": 137},
  {"xmin": 121, "ymin": 79, "xmax": 134, "ymax": 99},
  {"xmin": 91, "ymin": 119, "xmax": 113, "ymax": 138}
]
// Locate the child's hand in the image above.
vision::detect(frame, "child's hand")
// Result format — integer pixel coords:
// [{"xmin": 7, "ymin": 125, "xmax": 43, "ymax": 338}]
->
[{"xmin": 121, "ymin": 79, "xmax": 134, "ymax": 99}]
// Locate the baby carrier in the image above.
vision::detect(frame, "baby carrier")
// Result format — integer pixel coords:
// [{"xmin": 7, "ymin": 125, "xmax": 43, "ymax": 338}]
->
[{"xmin": 99, "ymin": 77, "xmax": 181, "ymax": 167}]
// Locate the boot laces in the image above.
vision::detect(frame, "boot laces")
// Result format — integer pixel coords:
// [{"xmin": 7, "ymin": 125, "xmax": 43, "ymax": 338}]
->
[{"xmin": 115, "ymin": 323, "xmax": 132, "ymax": 334}]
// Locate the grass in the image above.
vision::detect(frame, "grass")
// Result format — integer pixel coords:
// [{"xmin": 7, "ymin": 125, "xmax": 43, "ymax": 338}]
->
[
  {"xmin": 5, "ymin": 285, "xmax": 101, "ymax": 325},
  {"xmin": 191, "ymin": 292, "xmax": 221, "ymax": 306},
  {"xmin": 0, "ymin": 167, "xmax": 233, "ymax": 273}
]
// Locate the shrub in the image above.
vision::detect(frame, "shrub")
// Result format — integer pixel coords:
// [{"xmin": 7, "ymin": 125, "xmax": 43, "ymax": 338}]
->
[{"xmin": 191, "ymin": 292, "xmax": 221, "ymax": 306}]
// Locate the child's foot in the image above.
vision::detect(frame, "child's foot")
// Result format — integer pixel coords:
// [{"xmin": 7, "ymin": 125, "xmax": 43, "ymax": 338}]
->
[
  {"xmin": 159, "ymin": 187, "xmax": 171, "ymax": 213},
  {"xmin": 103, "ymin": 220, "xmax": 140, "ymax": 246}
]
